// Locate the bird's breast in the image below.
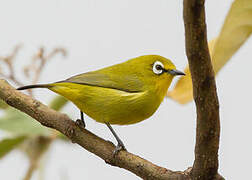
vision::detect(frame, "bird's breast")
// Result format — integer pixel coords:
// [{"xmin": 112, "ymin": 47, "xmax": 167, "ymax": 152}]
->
[{"xmin": 49, "ymin": 83, "xmax": 165, "ymax": 125}]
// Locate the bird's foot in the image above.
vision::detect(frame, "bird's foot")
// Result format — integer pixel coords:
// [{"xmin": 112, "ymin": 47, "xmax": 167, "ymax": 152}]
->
[
  {"xmin": 76, "ymin": 119, "xmax": 86, "ymax": 128},
  {"xmin": 113, "ymin": 141, "xmax": 127, "ymax": 156}
]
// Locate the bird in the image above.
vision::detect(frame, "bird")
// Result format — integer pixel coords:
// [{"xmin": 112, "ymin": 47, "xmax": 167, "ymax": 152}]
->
[{"xmin": 17, "ymin": 55, "xmax": 185, "ymax": 154}]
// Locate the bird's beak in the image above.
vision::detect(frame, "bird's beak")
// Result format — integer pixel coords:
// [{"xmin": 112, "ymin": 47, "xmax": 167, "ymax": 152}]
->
[{"xmin": 168, "ymin": 69, "xmax": 185, "ymax": 76}]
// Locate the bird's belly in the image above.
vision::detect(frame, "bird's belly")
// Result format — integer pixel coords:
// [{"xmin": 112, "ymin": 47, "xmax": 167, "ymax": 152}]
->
[
  {"xmin": 50, "ymin": 84, "xmax": 161, "ymax": 125},
  {"xmin": 77, "ymin": 88, "xmax": 161, "ymax": 125}
]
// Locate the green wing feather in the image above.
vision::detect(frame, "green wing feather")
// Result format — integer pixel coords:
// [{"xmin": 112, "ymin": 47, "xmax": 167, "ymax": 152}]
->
[{"xmin": 60, "ymin": 68, "xmax": 144, "ymax": 93}]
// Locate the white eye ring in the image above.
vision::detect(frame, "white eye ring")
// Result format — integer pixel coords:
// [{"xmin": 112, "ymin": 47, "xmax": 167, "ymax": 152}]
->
[{"xmin": 152, "ymin": 61, "xmax": 164, "ymax": 75}]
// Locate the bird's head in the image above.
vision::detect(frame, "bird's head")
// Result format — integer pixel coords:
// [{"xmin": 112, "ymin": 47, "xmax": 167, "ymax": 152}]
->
[
  {"xmin": 148, "ymin": 55, "xmax": 185, "ymax": 76},
  {"xmin": 127, "ymin": 55, "xmax": 185, "ymax": 95},
  {"xmin": 130, "ymin": 54, "xmax": 184, "ymax": 78}
]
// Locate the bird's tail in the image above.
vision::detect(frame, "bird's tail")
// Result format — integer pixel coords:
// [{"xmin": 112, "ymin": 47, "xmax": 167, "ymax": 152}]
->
[{"xmin": 17, "ymin": 84, "xmax": 52, "ymax": 90}]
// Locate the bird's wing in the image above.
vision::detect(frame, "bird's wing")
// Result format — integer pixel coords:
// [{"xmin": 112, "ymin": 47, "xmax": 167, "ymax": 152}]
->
[{"xmin": 59, "ymin": 71, "xmax": 144, "ymax": 93}]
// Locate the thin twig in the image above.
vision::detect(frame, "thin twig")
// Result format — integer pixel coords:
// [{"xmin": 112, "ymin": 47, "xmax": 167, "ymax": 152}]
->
[
  {"xmin": 0, "ymin": 45, "xmax": 66, "ymax": 96},
  {"xmin": 21, "ymin": 136, "xmax": 52, "ymax": 180},
  {"xmin": 0, "ymin": 45, "xmax": 24, "ymax": 86},
  {"xmin": 24, "ymin": 47, "xmax": 67, "ymax": 85},
  {"xmin": 23, "ymin": 162, "xmax": 37, "ymax": 180}
]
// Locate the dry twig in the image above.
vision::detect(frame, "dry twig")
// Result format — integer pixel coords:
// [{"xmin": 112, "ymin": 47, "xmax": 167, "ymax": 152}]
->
[
  {"xmin": 24, "ymin": 47, "xmax": 66, "ymax": 84},
  {"xmin": 0, "ymin": 45, "xmax": 66, "ymax": 96},
  {"xmin": 0, "ymin": 45, "xmax": 23, "ymax": 86}
]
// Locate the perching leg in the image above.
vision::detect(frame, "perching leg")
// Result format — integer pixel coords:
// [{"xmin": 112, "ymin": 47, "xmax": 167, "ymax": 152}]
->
[
  {"xmin": 76, "ymin": 111, "xmax": 86, "ymax": 128},
  {"xmin": 105, "ymin": 122, "xmax": 127, "ymax": 155},
  {"xmin": 80, "ymin": 111, "xmax": 85, "ymax": 127}
]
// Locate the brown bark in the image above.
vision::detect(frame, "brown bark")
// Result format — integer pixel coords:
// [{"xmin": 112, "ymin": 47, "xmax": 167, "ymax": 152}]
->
[{"xmin": 183, "ymin": 0, "xmax": 221, "ymax": 179}]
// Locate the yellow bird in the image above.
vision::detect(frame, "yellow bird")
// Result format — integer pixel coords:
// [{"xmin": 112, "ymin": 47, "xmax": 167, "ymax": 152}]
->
[{"xmin": 18, "ymin": 55, "xmax": 185, "ymax": 153}]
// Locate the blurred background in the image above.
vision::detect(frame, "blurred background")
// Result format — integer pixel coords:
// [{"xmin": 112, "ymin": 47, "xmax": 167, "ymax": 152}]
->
[{"xmin": 0, "ymin": 0, "xmax": 251, "ymax": 179}]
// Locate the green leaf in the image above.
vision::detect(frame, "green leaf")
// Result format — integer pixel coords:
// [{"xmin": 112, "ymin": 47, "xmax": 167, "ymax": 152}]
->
[
  {"xmin": 0, "ymin": 99, "xmax": 8, "ymax": 109},
  {"xmin": 0, "ymin": 107, "xmax": 50, "ymax": 136},
  {"xmin": 49, "ymin": 95, "xmax": 68, "ymax": 111},
  {"xmin": 0, "ymin": 135, "xmax": 27, "ymax": 159},
  {"xmin": 56, "ymin": 132, "xmax": 69, "ymax": 141}
]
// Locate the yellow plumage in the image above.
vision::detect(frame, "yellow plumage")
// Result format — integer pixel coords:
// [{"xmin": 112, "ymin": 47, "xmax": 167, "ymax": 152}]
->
[
  {"xmin": 50, "ymin": 83, "xmax": 159, "ymax": 125},
  {"xmin": 18, "ymin": 55, "xmax": 184, "ymax": 152},
  {"xmin": 46, "ymin": 55, "xmax": 181, "ymax": 125}
]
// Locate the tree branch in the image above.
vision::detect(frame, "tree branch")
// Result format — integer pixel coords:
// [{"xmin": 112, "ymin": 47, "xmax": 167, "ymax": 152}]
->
[
  {"xmin": 183, "ymin": 0, "xmax": 221, "ymax": 179},
  {"xmin": 0, "ymin": 79, "xmax": 189, "ymax": 180}
]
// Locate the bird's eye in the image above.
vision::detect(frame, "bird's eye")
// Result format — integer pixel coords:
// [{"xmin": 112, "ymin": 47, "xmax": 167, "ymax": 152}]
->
[{"xmin": 153, "ymin": 61, "xmax": 164, "ymax": 75}]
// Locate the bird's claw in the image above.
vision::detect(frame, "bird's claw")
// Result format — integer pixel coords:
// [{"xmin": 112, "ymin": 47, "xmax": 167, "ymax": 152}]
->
[
  {"xmin": 113, "ymin": 143, "xmax": 127, "ymax": 156},
  {"xmin": 76, "ymin": 119, "xmax": 86, "ymax": 128}
]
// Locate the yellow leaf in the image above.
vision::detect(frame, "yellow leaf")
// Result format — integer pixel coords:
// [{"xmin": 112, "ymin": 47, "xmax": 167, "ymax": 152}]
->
[{"xmin": 168, "ymin": 0, "xmax": 252, "ymax": 104}]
